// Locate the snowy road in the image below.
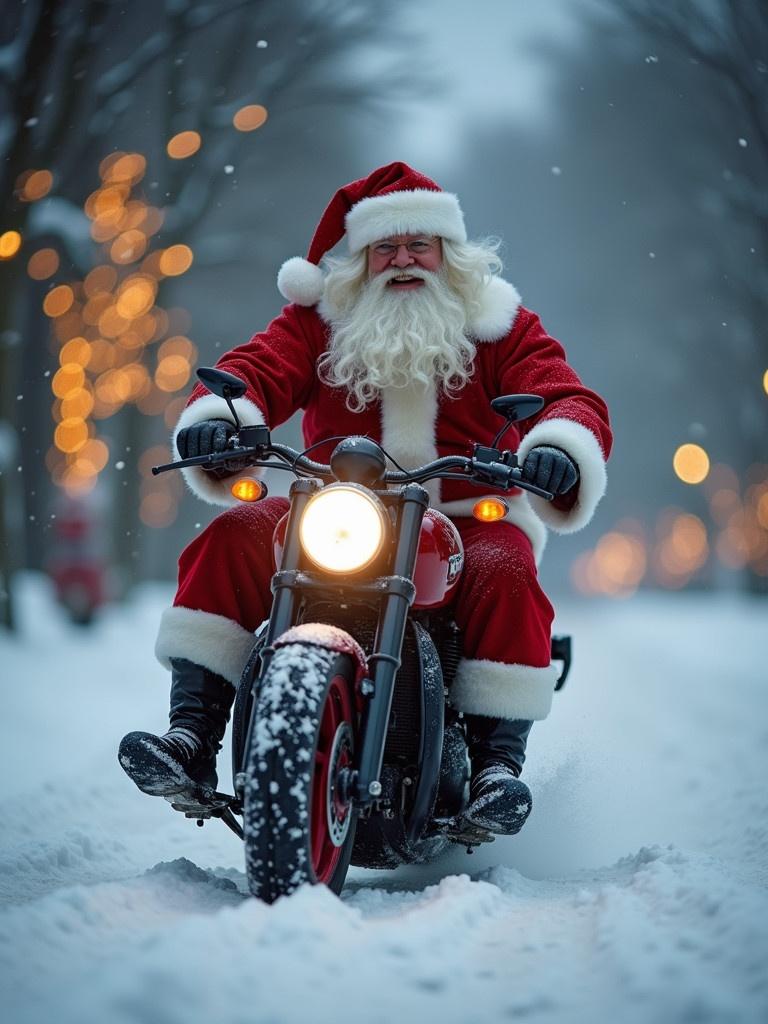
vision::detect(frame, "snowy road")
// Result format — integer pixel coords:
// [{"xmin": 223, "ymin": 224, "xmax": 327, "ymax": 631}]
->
[{"xmin": 1, "ymin": 576, "xmax": 767, "ymax": 1023}]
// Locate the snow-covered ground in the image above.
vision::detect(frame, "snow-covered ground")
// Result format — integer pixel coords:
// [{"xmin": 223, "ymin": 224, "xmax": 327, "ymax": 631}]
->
[{"xmin": 1, "ymin": 574, "xmax": 766, "ymax": 1024}]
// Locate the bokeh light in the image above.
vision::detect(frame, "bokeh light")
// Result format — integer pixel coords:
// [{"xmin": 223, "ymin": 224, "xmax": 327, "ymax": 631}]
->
[
  {"xmin": 115, "ymin": 275, "xmax": 157, "ymax": 319},
  {"xmin": 59, "ymin": 337, "xmax": 92, "ymax": 367},
  {"xmin": 110, "ymin": 229, "xmax": 147, "ymax": 265},
  {"xmin": 673, "ymin": 443, "xmax": 710, "ymax": 485},
  {"xmin": 43, "ymin": 285, "xmax": 75, "ymax": 318},
  {"xmin": 84, "ymin": 265, "xmax": 118, "ymax": 297},
  {"xmin": 158, "ymin": 245, "xmax": 193, "ymax": 276},
  {"xmin": 167, "ymin": 131, "xmax": 202, "ymax": 159},
  {"xmin": 19, "ymin": 169, "xmax": 53, "ymax": 201},
  {"xmin": 233, "ymin": 104, "xmax": 268, "ymax": 131},
  {"xmin": 155, "ymin": 354, "xmax": 191, "ymax": 392},
  {"xmin": 52, "ymin": 363, "xmax": 86, "ymax": 398},
  {"xmin": 27, "ymin": 248, "xmax": 59, "ymax": 280},
  {"xmin": 0, "ymin": 230, "xmax": 22, "ymax": 259},
  {"xmin": 54, "ymin": 417, "xmax": 89, "ymax": 453}
]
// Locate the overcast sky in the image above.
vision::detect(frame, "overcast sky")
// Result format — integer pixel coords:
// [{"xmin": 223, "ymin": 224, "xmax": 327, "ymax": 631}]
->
[{"xmin": 368, "ymin": 0, "xmax": 586, "ymax": 169}]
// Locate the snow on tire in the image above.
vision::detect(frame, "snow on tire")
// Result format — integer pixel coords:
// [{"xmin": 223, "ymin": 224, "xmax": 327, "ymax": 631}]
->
[{"xmin": 243, "ymin": 642, "xmax": 357, "ymax": 903}]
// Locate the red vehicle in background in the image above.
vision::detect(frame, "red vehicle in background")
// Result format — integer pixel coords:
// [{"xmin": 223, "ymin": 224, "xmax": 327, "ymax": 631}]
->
[{"xmin": 47, "ymin": 492, "xmax": 110, "ymax": 626}]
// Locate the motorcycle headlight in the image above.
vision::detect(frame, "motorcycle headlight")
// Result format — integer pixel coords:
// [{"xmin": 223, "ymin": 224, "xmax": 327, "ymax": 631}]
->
[{"xmin": 299, "ymin": 484, "xmax": 387, "ymax": 574}]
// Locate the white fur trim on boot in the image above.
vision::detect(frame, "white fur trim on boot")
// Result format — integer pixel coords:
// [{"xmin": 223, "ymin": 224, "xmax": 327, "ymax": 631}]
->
[
  {"xmin": 277, "ymin": 256, "xmax": 325, "ymax": 306},
  {"xmin": 517, "ymin": 418, "xmax": 607, "ymax": 533},
  {"xmin": 172, "ymin": 393, "xmax": 267, "ymax": 506},
  {"xmin": 155, "ymin": 606, "xmax": 257, "ymax": 687},
  {"xmin": 450, "ymin": 657, "xmax": 559, "ymax": 721}
]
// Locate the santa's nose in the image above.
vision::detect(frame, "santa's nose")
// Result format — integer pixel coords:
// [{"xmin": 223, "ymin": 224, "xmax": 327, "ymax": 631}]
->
[{"xmin": 391, "ymin": 246, "xmax": 414, "ymax": 268}]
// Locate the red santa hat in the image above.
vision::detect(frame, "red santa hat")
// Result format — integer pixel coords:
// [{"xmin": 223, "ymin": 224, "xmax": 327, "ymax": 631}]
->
[{"xmin": 276, "ymin": 161, "xmax": 467, "ymax": 307}]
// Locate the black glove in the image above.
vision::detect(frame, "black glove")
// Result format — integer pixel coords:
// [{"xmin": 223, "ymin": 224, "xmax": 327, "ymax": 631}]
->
[
  {"xmin": 176, "ymin": 419, "xmax": 241, "ymax": 479},
  {"xmin": 521, "ymin": 445, "xmax": 579, "ymax": 495}
]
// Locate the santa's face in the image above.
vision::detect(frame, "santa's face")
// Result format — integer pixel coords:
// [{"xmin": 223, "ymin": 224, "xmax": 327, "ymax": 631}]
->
[
  {"xmin": 319, "ymin": 235, "xmax": 475, "ymax": 412},
  {"xmin": 367, "ymin": 234, "xmax": 443, "ymax": 288}
]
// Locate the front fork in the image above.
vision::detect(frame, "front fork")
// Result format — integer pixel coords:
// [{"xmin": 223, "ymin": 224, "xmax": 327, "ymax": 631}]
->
[
  {"xmin": 241, "ymin": 478, "xmax": 429, "ymax": 812},
  {"xmin": 354, "ymin": 484, "xmax": 428, "ymax": 806}
]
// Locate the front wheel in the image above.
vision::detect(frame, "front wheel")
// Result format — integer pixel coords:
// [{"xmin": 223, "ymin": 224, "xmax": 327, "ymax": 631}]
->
[{"xmin": 243, "ymin": 642, "xmax": 357, "ymax": 903}]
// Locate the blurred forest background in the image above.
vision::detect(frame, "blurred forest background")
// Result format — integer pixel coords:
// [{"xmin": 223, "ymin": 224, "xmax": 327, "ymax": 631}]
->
[{"xmin": 1, "ymin": 0, "xmax": 766, "ymax": 630}]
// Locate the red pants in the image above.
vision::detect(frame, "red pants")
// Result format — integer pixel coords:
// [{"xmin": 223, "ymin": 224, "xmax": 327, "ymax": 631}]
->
[{"xmin": 156, "ymin": 498, "xmax": 558, "ymax": 720}]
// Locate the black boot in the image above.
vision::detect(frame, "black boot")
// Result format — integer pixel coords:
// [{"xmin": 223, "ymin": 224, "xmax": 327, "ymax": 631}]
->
[
  {"xmin": 464, "ymin": 715, "xmax": 533, "ymax": 835},
  {"xmin": 118, "ymin": 658, "xmax": 233, "ymax": 798}
]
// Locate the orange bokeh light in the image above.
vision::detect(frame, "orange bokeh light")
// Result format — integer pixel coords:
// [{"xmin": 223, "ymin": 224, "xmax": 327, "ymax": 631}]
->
[
  {"xmin": 0, "ymin": 230, "xmax": 22, "ymax": 259},
  {"xmin": 52, "ymin": 363, "xmax": 86, "ymax": 398},
  {"xmin": 233, "ymin": 104, "xmax": 268, "ymax": 131},
  {"xmin": 43, "ymin": 285, "xmax": 75, "ymax": 318},
  {"xmin": 21, "ymin": 169, "xmax": 53, "ymax": 201},
  {"xmin": 54, "ymin": 417, "xmax": 89, "ymax": 453},
  {"xmin": 167, "ymin": 131, "xmax": 202, "ymax": 159},
  {"xmin": 59, "ymin": 337, "xmax": 92, "ymax": 367},
  {"xmin": 673, "ymin": 444, "xmax": 710, "ymax": 485},
  {"xmin": 155, "ymin": 354, "xmax": 191, "ymax": 392},
  {"xmin": 110, "ymin": 229, "xmax": 147, "ymax": 265},
  {"xmin": 140, "ymin": 490, "xmax": 177, "ymax": 528},
  {"xmin": 105, "ymin": 153, "xmax": 146, "ymax": 185},
  {"xmin": 27, "ymin": 248, "xmax": 59, "ymax": 280},
  {"xmin": 84, "ymin": 264, "xmax": 118, "ymax": 297},
  {"xmin": 61, "ymin": 387, "xmax": 95, "ymax": 420},
  {"xmin": 158, "ymin": 245, "xmax": 193, "ymax": 276},
  {"xmin": 116, "ymin": 275, "xmax": 157, "ymax": 319}
]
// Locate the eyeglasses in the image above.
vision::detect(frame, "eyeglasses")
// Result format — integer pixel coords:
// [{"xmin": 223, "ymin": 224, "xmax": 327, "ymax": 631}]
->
[{"xmin": 370, "ymin": 237, "xmax": 439, "ymax": 257}]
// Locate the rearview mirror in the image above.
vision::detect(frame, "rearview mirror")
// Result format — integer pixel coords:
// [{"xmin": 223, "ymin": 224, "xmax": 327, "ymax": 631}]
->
[
  {"xmin": 196, "ymin": 367, "xmax": 246, "ymax": 430},
  {"xmin": 490, "ymin": 394, "xmax": 544, "ymax": 424},
  {"xmin": 490, "ymin": 394, "xmax": 544, "ymax": 449},
  {"xmin": 197, "ymin": 366, "xmax": 247, "ymax": 399}
]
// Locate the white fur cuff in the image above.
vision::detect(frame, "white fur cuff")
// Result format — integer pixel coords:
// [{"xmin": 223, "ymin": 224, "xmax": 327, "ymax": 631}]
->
[
  {"xmin": 517, "ymin": 418, "xmax": 607, "ymax": 533},
  {"xmin": 450, "ymin": 657, "xmax": 559, "ymax": 721},
  {"xmin": 172, "ymin": 393, "xmax": 267, "ymax": 506},
  {"xmin": 155, "ymin": 606, "xmax": 257, "ymax": 687}
]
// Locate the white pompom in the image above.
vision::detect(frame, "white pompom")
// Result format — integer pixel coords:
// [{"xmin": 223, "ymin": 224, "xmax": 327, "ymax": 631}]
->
[{"xmin": 276, "ymin": 257, "xmax": 325, "ymax": 306}]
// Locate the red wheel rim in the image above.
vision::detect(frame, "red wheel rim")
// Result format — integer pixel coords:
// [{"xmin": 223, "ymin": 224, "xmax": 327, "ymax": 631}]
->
[{"xmin": 311, "ymin": 673, "xmax": 355, "ymax": 883}]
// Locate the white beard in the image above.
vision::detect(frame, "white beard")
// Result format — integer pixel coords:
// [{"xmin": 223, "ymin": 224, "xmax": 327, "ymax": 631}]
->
[{"xmin": 319, "ymin": 267, "xmax": 477, "ymax": 412}]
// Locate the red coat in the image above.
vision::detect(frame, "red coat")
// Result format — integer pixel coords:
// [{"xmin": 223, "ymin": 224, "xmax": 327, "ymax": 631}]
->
[{"xmin": 175, "ymin": 284, "xmax": 611, "ymax": 562}]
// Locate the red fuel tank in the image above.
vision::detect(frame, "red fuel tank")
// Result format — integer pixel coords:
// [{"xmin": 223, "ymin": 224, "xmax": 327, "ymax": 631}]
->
[{"xmin": 412, "ymin": 508, "xmax": 464, "ymax": 609}]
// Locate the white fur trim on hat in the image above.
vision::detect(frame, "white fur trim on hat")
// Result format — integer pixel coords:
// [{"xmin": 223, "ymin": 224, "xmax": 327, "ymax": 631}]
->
[
  {"xmin": 469, "ymin": 277, "xmax": 522, "ymax": 342},
  {"xmin": 346, "ymin": 189, "xmax": 466, "ymax": 253},
  {"xmin": 517, "ymin": 417, "xmax": 607, "ymax": 533},
  {"xmin": 155, "ymin": 606, "xmax": 256, "ymax": 687},
  {"xmin": 450, "ymin": 657, "xmax": 559, "ymax": 720},
  {"xmin": 173, "ymin": 392, "xmax": 267, "ymax": 506},
  {"xmin": 277, "ymin": 256, "xmax": 325, "ymax": 306}
]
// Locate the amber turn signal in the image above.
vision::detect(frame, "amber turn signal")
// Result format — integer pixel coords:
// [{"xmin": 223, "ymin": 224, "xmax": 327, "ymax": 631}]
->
[
  {"xmin": 231, "ymin": 478, "xmax": 266, "ymax": 502},
  {"xmin": 472, "ymin": 498, "xmax": 508, "ymax": 523}
]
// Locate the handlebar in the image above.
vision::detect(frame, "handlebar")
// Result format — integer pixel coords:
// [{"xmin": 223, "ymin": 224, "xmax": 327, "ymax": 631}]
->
[{"xmin": 152, "ymin": 437, "xmax": 554, "ymax": 501}]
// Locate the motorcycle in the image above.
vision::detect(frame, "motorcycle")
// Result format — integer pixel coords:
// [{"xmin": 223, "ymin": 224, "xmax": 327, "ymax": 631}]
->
[{"xmin": 152, "ymin": 367, "xmax": 572, "ymax": 903}]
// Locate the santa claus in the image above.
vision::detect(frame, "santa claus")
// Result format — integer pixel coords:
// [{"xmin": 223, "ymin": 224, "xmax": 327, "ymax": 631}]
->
[{"xmin": 119, "ymin": 162, "xmax": 612, "ymax": 836}]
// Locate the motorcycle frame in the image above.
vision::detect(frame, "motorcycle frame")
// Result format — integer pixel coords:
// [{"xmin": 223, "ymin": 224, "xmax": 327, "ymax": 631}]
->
[{"xmin": 242, "ymin": 477, "xmax": 431, "ymax": 811}]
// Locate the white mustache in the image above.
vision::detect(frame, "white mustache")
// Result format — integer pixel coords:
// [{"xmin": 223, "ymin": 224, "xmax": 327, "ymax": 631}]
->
[{"xmin": 384, "ymin": 268, "xmax": 428, "ymax": 282}]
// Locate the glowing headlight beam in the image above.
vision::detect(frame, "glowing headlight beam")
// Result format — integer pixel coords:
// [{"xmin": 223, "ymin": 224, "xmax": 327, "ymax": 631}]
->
[{"xmin": 299, "ymin": 485, "xmax": 386, "ymax": 574}]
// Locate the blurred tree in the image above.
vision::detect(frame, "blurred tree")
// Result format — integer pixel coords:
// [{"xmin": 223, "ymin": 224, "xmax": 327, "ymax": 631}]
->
[
  {"xmin": 452, "ymin": 0, "xmax": 766, "ymax": 595},
  {"xmin": 609, "ymin": 0, "xmax": 768, "ymax": 591},
  {"xmin": 0, "ymin": 0, "xmax": 416, "ymax": 627}
]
